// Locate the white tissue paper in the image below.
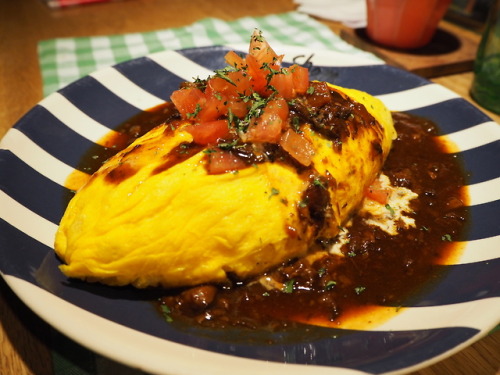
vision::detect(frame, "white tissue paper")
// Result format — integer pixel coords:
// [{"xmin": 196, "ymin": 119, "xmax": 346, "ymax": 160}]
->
[{"xmin": 294, "ymin": 0, "xmax": 367, "ymax": 28}]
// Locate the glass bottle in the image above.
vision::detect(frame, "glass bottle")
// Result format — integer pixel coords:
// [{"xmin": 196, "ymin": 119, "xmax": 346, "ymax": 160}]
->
[{"xmin": 471, "ymin": 0, "xmax": 500, "ymax": 114}]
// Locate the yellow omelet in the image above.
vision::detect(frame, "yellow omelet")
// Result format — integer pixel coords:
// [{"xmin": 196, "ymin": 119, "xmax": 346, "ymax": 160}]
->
[{"xmin": 54, "ymin": 83, "xmax": 396, "ymax": 289}]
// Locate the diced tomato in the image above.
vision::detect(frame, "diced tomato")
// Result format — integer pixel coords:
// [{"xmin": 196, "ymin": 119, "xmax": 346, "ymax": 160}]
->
[
  {"xmin": 227, "ymin": 99, "xmax": 249, "ymax": 118},
  {"xmin": 206, "ymin": 76, "xmax": 230, "ymax": 96},
  {"xmin": 269, "ymin": 68, "xmax": 294, "ymax": 100},
  {"xmin": 206, "ymin": 71, "xmax": 252, "ymax": 99},
  {"xmin": 365, "ymin": 179, "xmax": 391, "ymax": 204},
  {"xmin": 206, "ymin": 77, "xmax": 235, "ymax": 99},
  {"xmin": 267, "ymin": 65, "xmax": 309, "ymax": 99},
  {"xmin": 248, "ymin": 29, "xmax": 283, "ymax": 69},
  {"xmin": 224, "ymin": 50, "xmax": 246, "ymax": 70},
  {"xmin": 266, "ymin": 96, "xmax": 289, "ymax": 120},
  {"xmin": 279, "ymin": 129, "xmax": 315, "ymax": 166},
  {"xmin": 170, "ymin": 87, "xmax": 205, "ymax": 119},
  {"xmin": 184, "ymin": 120, "xmax": 230, "ymax": 145},
  {"xmin": 244, "ymin": 97, "xmax": 288, "ymax": 143},
  {"xmin": 290, "ymin": 64, "xmax": 309, "ymax": 95},
  {"xmin": 228, "ymin": 70, "xmax": 252, "ymax": 97},
  {"xmin": 196, "ymin": 95, "xmax": 227, "ymax": 122},
  {"xmin": 168, "ymin": 32, "xmax": 315, "ymax": 171},
  {"xmin": 246, "ymin": 54, "xmax": 269, "ymax": 95},
  {"xmin": 208, "ymin": 150, "xmax": 247, "ymax": 174}
]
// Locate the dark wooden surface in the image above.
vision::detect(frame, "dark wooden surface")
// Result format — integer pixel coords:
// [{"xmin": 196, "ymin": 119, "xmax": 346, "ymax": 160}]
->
[{"xmin": 340, "ymin": 21, "xmax": 479, "ymax": 78}]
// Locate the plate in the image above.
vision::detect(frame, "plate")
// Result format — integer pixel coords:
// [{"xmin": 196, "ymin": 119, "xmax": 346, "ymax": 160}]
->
[{"xmin": 1, "ymin": 45, "xmax": 499, "ymax": 375}]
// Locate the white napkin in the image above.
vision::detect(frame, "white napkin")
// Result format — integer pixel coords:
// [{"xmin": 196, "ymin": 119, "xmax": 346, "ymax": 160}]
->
[{"xmin": 294, "ymin": 0, "xmax": 367, "ymax": 28}]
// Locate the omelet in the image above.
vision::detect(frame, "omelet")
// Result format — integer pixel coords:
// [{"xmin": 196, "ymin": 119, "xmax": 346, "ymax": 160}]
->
[
  {"xmin": 54, "ymin": 82, "xmax": 395, "ymax": 289},
  {"xmin": 54, "ymin": 31, "xmax": 396, "ymax": 288}
]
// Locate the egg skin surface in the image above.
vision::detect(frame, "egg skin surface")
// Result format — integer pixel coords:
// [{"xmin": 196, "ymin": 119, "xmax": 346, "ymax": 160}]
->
[
  {"xmin": 55, "ymin": 126, "xmax": 310, "ymax": 288},
  {"xmin": 54, "ymin": 85, "xmax": 395, "ymax": 289}
]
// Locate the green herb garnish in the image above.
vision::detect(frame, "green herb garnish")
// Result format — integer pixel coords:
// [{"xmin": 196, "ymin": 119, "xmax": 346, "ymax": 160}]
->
[
  {"xmin": 385, "ymin": 204, "xmax": 395, "ymax": 216},
  {"xmin": 442, "ymin": 234, "xmax": 452, "ymax": 242},
  {"xmin": 269, "ymin": 187, "xmax": 280, "ymax": 199},
  {"xmin": 214, "ymin": 67, "xmax": 237, "ymax": 86},
  {"xmin": 283, "ymin": 279, "xmax": 295, "ymax": 293},
  {"xmin": 160, "ymin": 304, "xmax": 173, "ymax": 322},
  {"xmin": 186, "ymin": 103, "xmax": 202, "ymax": 119},
  {"xmin": 354, "ymin": 286, "xmax": 366, "ymax": 295},
  {"xmin": 325, "ymin": 280, "xmax": 337, "ymax": 290},
  {"xmin": 313, "ymin": 178, "xmax": 327, "ymax": 189}
]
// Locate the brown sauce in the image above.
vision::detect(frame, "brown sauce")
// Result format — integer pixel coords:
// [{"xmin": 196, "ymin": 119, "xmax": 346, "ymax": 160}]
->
[
  {"xmin": 78, "ymin": 102, "xmax": 181, "ymax": 175},
  {"xmin": 157, "ymin": 112, "xmax": 468, "ymax": 331},
  {"xmin": 74, "ymin": 100, "xmax": 468, "ymax": 332}
]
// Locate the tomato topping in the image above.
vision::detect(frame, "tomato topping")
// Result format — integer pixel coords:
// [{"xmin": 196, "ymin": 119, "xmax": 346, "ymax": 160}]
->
[
  {"xmin": 184, "ymin": 120, "xmax": 230, "ymax": 145},
  {"xmin": 227, "ymin": 99, "xmax": 249, "ymax": 118},
  {"xmin": 248, "ymin": 29, "xmax": 283, "ymax": 69},
  {"xmin": 245, "ymin": 54, "xmax": 270, "ymax": 95},
  {"xmin": 228, "ymin": 70, "xmax": 252, "ymax": 97},
  {"xmin": 365, "ymin": 179, "xmax": 391, "ymax": 204},
  {"xmin": 206, "ymin": 71, "xmax": 251, "ymax": 99},
  {"xmin": 269, "ymin": 68, "xmax": 294, "ymax": 100},
  {"xmin": 224, "ymin": 50, "xmax": 246, "ymax": 70},
  {"xmin": 279, "ymin": 129, "xmax": 315, "ymax": 167},
  {"xmin": 168, "ymin": 31, "xmax": 315, "ymax": 174},
  {"xmin": 290, "ymin": 64, "xmax": 310, "ymax": 95},
  {"xmin": 208, "ymin": 150, "xmax": 248, "ymax": 174},
  {"xmin": 243, "ymin": 97, "xmax": 289, "ymax": 143},
  {"xmin": 170, "ymin": 87, "xmax": 204, "ymax": 118}
]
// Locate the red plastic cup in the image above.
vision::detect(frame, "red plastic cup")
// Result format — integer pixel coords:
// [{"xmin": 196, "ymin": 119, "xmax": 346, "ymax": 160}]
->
[{"xmin": 366, "ymin": 0, "xmax": 453, "ymax": 49}]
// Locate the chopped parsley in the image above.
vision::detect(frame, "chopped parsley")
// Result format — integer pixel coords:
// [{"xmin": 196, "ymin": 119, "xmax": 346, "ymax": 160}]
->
[
  {"xmin": 325, "ymin": 280, "xmax": 337, "ymax": 290},
  {"xmin": 313, "ymin": 177, "xmax": 327, "ymax": 189},
  {"xmin": 385, "ymin": 203, "xmax": 395, "ymax": 216},
  {"xmin": 269, "ymin": 187, "xmax": 280, "ymax": 199},
  {"xmin": 218, "ymin": 139, "xmax": 239, "ymax": 150},
  {"xmin": 214, "ymin": 67, "xmax": 237, "ymax": 86},
  {"xmin": 234, "ymin": 92, "xmax": 271, "ymax": 132},
  {"xmin": 291, "ymin": 116, "xmax": 301, "ymax": 133},
  {"xmin": 186, "ymin": 103, "xmax": 202, "ymax": 119},
  {"xmin": 354, "ymin": 286, "xmax": 366, "ymax": 295},
  {"xmin": 252, "ymin": 29, "xmax": 265, "ymax": 42},
  {"xmin": 283, "ymin": 279, "xmax": 295, "ymax": 293},
  {"xmin": 160, "ymin": 304, "xmax": 173, "ymax": 322},
  {"xmin": 441, "ymin": 234, "xmax": 452, "ymax": 242}
]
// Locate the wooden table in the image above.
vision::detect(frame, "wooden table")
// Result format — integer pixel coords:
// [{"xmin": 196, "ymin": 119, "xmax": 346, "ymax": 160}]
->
[{"xmin": 0, "ymin": 0, "xmax": 499, "ymax": 374}]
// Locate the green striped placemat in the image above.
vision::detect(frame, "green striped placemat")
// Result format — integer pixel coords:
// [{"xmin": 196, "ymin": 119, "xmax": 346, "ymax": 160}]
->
[{"xmin": 38, "ymin": 11, "xmax": 381, "ymax": 97}]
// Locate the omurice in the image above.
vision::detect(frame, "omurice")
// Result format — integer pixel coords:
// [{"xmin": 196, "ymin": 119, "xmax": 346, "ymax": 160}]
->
[{"xmin": 54, "ymin": 31, "xmax": 397, "ymax": 289}]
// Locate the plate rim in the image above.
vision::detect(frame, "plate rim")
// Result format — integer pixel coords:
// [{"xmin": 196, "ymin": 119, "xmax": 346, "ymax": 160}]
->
[{"xmin": 1, "ymin": 44, "xmax": 499, "ymax": 375}]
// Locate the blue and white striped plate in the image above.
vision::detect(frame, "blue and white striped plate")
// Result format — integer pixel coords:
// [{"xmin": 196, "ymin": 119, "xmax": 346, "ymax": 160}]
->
[{"xmin": 1, "ymin": 46, "xmax": 499, "ymax": 375}]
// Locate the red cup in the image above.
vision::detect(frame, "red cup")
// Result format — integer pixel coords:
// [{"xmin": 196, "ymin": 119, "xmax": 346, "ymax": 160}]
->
[{"xmin": 366, "ymin": 0, "xmax": 453, "ymax": 49}]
